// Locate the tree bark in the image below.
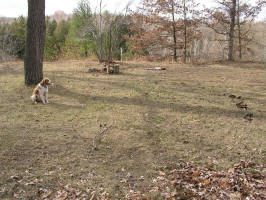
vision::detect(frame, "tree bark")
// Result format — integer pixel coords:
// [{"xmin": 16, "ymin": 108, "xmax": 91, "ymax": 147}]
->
[
  {"xmin": 237, "ymin": 0, "xmax": 242, "ymax": 59},
  {"xmin": 228, "ymin": 0, "xmax": 236, "ymax": 61},
  {"xmin": 24, "ymin": 0, "xmax": 46, "ymax": 85},
  {"xmin": 171, "ymin": 1, "xmax": 178, "ymax": 62},
  {"xmin": 99, "ymin": 0, "xmax": 103, "ymax": 62},
  {"xmin": 108, "ymin": 24, "xmax": 113, "ymax": 63},
  {"xmin": 183, "ymin": 0, "xmax": 187, "ymax": 63}
]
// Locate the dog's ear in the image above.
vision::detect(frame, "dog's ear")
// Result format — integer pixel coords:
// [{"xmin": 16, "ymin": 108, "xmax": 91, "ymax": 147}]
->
[
  {"xmin": 40, "ymin": 78, "xmax": 50, "ymax": 85},
  {"xmin": 45, "ymin": 78, "xmax": 49, "ymax": 85},
  {"xmin": 40, "ymin": 78, "xmax": 47, "ymax": 85},
  {"xmin": 45, "ymin": 78, "xmax": 52, "ymax": 85}
]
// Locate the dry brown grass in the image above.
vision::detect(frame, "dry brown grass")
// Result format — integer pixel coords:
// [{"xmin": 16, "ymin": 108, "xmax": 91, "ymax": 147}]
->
[{"xmin": 0, "ymin": 60, "xmax": 265, "ymax": 199}]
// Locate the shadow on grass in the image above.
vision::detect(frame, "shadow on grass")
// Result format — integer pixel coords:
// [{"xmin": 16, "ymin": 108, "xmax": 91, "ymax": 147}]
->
[
  {"xmin": 50, "ymin": 84, "xmax": 266, "ymax": 121},
  {"xmin": 49, "ymin": 102, "xmax": 85, "ymax": 110},
  {"xmin": 0, "ymin": 64, "xmax": 23, "ymax": 77},
  {"xmin": 121, "ymin": 62, "xmax": 166, "ymax": 70}
]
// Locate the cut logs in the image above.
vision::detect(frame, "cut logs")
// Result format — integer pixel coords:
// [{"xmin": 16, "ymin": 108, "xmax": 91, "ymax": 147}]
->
[
  {"xmin": 106, "ymin": 65, "xmax": 119, "ymax": 74},
  {"xmin": 87, "ymin": 63, "xmax": 120, "ymax": 74}
]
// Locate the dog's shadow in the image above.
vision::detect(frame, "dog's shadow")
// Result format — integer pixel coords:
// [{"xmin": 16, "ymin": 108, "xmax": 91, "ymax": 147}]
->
[
  {"xmin": 48, "ymin": 84, "xmax": 89, "ymax": 109},
  {"xmin": 49, "ymin": 102, "xmax": 85, "ymax": 110},
  {"xmin": 50, "ymin": 84, "xmax": 89, "ymax": 102}
]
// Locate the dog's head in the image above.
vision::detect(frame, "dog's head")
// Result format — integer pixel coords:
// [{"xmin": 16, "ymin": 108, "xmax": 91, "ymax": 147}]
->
[{"xmin": 40, "ymin": 77, "xmax": 52, "ymax": 86}]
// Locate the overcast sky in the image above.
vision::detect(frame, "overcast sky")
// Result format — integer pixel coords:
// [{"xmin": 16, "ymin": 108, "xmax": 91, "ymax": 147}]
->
[
  {"xmin": 0, "ymin": 0, "xmax": 135, "ymax": 17},
  {"xmin": 0, "ymin": 0, "xmax": 265, "ymax": 20}
]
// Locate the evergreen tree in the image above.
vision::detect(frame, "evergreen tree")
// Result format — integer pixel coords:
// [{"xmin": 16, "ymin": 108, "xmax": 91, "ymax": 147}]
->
[{"xmin": 9, "ymin": 16, "xmax": 26, "ymax": 58}]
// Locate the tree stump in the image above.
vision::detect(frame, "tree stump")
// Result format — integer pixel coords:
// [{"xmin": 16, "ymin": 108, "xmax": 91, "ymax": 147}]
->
[
  {"xmin": 113, "ymin": 65, "xmax": 119, "ymax": 74},
  {"xmin": 107, "ymin": 66, "xmax": 113, "ymax": 74},
  {"xmin": 106, "ymin": 65, "xmax": 119, "ymax": 74}
]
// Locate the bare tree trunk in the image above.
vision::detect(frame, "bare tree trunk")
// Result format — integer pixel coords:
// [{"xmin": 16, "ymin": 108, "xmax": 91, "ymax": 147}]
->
[
  {"xmin": 99, "ymin": 0, "xmax": 103, "ymax": 62},
  {"xmin": 262, "ymin": 18, "xmax": 266, "ymax": 62},
  {"xmin": 24, "ymin": 0, "xmax": 46, "ymax": 85},
  {"xmin": 183, "ymin": 0, "xmax": 187, "ymax": 63},
  {"xmin": 228, "ymin": 0, "xmax": 236, "ymax": 61},
  {"xmin": 171, "ymin": 0, "xmax": 178, "ymax": 62},
  {"xmin": 108, "ymin": 24, "xmax": 112, "ymax": 63},
  {"xmin": 237, "ymin": 0, "xmax": 242, "ymax": 59}
]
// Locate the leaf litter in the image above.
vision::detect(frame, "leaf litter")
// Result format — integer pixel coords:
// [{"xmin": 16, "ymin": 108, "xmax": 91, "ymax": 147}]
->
[{"xmin": 8, "ymin": 160, "xmax": 265, "ymax": 199}]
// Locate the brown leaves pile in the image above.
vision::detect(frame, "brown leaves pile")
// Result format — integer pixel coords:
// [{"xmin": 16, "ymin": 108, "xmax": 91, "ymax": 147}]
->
[
  {"xmin": 8, "ymin": 161, "xmax": 265, "ymax": 199},
  {"xmin": 127, "ymin": 160, "xmax": 265, "ymax": 199}
]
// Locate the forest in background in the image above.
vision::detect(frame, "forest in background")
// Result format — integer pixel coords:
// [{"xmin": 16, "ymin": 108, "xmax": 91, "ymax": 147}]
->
[{"xmin": 0, "ymin": 0, "xmax": 265, "ymax": 63}]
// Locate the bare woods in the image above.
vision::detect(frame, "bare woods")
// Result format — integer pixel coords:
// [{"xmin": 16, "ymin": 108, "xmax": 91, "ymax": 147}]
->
[
  {"xmin": 129, "ymin": 0, "xmax": 266, "ymax": 62},
  {"xmin": 0, "ymin": 0, "xmax": 266, "ymax": 63}
]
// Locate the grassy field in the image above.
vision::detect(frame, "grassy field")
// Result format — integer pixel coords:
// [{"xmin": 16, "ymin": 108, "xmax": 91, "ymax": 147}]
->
[{"xmin": 0, "ymin": 60, "xmax": 265, "ymax": 199}]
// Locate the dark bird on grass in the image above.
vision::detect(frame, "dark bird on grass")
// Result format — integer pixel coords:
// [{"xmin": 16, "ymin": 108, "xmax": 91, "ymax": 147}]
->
[
  {"xmin": 244, "ymin": 113, "xmax": 253, "ymax": 122},
  {"xmin": 236, "ymin": 102, "xmax": 248, "ymax": 110}
]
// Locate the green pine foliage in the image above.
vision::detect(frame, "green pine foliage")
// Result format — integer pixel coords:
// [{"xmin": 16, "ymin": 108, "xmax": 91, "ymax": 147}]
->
[
  {"xmin": 44, "ymin": 19, "xmax": 59, "ymax": 61},
  {"xmin": 0, "ymin": 1, "xmax": 133, "ymax": 61},
  {"xmin": 0, "ymin": 16, "xmax": 26, "ymax": 58},
  {"xmin": 44, "ymin": 19, "xmax": 72, "ymax": 61},
  {"xmin": 10, "ymin": 16, "xmax": 26, "ymax": 58}
]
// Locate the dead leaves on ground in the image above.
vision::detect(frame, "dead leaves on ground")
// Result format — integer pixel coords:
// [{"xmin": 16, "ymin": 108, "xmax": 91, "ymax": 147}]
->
[
  {"xmin": 6, "ymin": 160, "xmax": 265, "ymax": 199},
  {"xmin": 127, "ymin": 160, "xmax": 265, "ymax": 200}
]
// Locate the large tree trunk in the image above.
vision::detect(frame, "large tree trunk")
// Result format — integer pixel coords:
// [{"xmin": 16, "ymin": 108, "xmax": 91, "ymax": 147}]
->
[
  {"xmin": 228, "ymin": 0, "xmax": 236, "ymax": 61},
  {"xmin": 24, "ymin": 0, "xmax": 46, "ymax": 85}
]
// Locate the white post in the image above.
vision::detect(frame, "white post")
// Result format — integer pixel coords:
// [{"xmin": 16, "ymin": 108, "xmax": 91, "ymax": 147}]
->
[{"xmin": 120, "ymin": 47, "xmax": 123, "ymax": 62}]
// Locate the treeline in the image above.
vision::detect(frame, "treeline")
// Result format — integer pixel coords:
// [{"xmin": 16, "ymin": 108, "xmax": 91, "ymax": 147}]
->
[
  {"xmin": 0, "ymin": 0, "xmax": 265, "ymax": 62},
  {"xmin": 0, "ymin": 16, "xmax": 26, "ymax": 59},
  {"xmin": 0, "ymin": 0, "xmax": 132, "ymax": 62}
]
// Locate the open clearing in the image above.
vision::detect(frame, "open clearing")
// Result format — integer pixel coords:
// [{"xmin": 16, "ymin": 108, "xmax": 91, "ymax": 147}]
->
[{"xmin": 0, "ymin": 60, "xmax": 265, "ymax": 199}]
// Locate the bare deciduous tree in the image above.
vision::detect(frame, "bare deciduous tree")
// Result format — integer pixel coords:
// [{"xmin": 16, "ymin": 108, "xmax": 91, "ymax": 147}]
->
[
  {"xmin": 129, "ymin": 0, "xmax": 201, "ymax": 62},
  {"xmin": 236, "ymin": 0, "xmax": 266, "ymax": 59},
  {"xmin": 24, "ymin": 0, "xmax": 46, "ymax": 85},
  {"xmin": 205, "ymin": 0, "xmax": 237, "ymax": 61}
]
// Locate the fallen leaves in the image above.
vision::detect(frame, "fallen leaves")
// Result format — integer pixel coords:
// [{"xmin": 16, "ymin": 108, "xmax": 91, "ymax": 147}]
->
[
  {"xmin": 202, "ymin": 178, "xmax": 211, "ymax": 187},
  {"xmin": 126, "ymin": 160, "xmax": 266, "ymax": 199},
  {"xmin": 159, "ymin": 171, "xmax": 166, "ymax": 176},
  {"xmin": 9, "ymin": 175, "xmax": 21, "ymax": 181},
  {"xmin": 192, "ymin": 171, "xmax": 200, "ymax": 177},
  {"xmin": 37, "ymin": 188, "xmax": 53, "ymax": 199},
  {"xmin": 5, "ymin": 161, "xmax": 265, "ymax": 199}
]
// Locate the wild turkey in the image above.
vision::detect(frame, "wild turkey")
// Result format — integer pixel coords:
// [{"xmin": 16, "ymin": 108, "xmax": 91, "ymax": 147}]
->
[
  {"xmin": 244, "ymin": 113, "xmax": 253, "ymax": 122},
  {"xmin": 236, "ymin": 101, "xmax": 248, "ymax": 110}
]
